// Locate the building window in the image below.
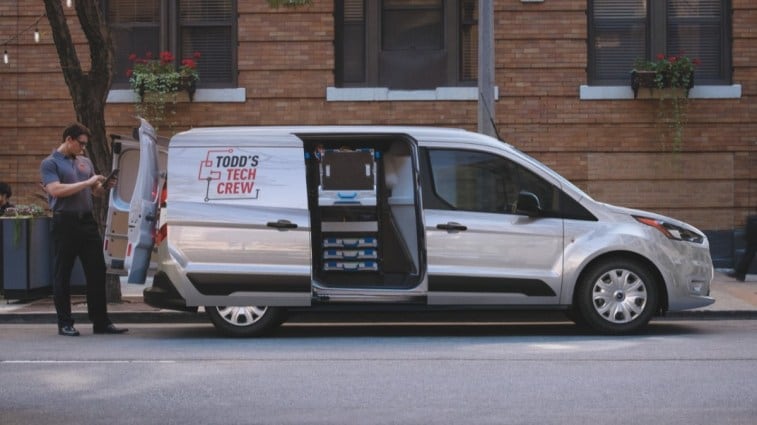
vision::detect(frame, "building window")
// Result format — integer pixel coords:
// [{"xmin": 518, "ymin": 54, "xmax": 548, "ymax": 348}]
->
[
  {"xmin": 588, "ymin": 0, "xmax": 731, "ymax": 86},
  {"xmin": 335, "ymin": 0, "xmax": 478, "ymax": 90},
  {"xmin": 106, "ymin": 0, "xmax": 237, "ymax": 89}
]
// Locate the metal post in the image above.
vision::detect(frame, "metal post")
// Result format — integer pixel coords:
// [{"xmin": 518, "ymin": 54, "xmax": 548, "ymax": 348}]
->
[{"xmin": 478, "ymin": 0, "xmax": 496, "ymax": 137}]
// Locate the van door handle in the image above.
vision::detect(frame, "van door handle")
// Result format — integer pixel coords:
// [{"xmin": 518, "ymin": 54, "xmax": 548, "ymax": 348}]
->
[
  {"xmin": 436, "ymin": 222, "xmax": 467, "ymax": 231},
  {"xmin": 267, "ymin": 219, "xmax": 298, "ymax": 229}
]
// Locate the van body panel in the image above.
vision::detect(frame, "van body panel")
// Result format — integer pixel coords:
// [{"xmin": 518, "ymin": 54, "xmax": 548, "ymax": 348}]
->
[
  {"xmin": 424, "ymin": 209, "xmax": 563, "ymax": 305},
  {"xmin": 160, "ymin": 134, "xmax": 312, "ymax": 306}
]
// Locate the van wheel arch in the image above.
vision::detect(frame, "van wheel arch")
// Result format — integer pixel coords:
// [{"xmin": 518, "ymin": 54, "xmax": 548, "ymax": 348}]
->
[{"xmin": 570, "ymin": 253, "xmax": 668, "ymax": 333}]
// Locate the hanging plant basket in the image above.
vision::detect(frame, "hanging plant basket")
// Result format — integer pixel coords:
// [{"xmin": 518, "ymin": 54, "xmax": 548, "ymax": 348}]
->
[{"xmin": 631, "ymin": 69, "xmax": 694, "ymax": 99}]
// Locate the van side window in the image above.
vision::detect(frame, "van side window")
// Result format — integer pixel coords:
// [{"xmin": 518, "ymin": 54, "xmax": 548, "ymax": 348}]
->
[{"xmin": 422, "ymin": 148, "xmax": 558, "ymax": 215}]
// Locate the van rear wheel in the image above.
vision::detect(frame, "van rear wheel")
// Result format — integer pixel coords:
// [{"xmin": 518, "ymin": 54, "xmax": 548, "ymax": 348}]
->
[{"xmin": 206, "ymin": 305, "xmax": 285, "ymax": 337}]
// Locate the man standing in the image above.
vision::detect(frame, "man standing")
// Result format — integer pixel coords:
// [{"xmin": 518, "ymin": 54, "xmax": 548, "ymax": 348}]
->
[
  {"xmin": 730, "ymin": 215, "xmax": 757, "ymax": 282},
  {"xmin": 0, "ymin": 182, "xmax": 13, "ymax": 215},
  {"xmin": 40, "ymin": 122, "xmax": 128, "ymax": 336}
]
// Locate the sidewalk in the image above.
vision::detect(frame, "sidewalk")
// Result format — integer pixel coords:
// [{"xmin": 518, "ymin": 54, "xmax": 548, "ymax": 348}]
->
[{"xmin": 1, "ymin": 271, "xmax": 755, "ymax": 324}]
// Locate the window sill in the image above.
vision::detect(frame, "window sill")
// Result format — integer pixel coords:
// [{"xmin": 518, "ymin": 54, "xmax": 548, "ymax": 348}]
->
[
  {"xmin": 579, "ymin": 84, "xmax": 742, "ymax": 100},
  {"xmin": 106, "ymin": 88, "xmax": 246, "ymax": 104},
  {"xmin": 326, "ymin": 86, "xmax": 498, "ymax": 102}
]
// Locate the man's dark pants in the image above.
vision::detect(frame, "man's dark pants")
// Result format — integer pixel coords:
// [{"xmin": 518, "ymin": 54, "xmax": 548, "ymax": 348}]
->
[{"xmin": 51, "ymin": 212, "xmax": 109, "ymax": 329}]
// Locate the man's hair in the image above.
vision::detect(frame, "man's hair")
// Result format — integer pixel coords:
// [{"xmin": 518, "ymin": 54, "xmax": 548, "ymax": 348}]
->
[
  {"xmin": 0, "ymin": 182, "xmax": 11, "ymax": 198},
  {"xmin": 61, "ymin": 122, "xmax": 92, "ymax": 143}
]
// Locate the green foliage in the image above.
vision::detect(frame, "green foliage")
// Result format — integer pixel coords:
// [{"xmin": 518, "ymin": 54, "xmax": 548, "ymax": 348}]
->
[
  {"xmin": 127, "ymin": 51, "xmax": 200, "ymax": 97},
  {"xmin": 2, "ymin": 204, "xmax": 46, "ymax": 218},
  {"xmin": 633, "ymin": 54, "xmax": 701, "ymax": 152},
  {"xmin": 633, "ymin": 54, "xmax": 699, "ymax": 90},
  {"xmin": 126, "ymin": 51, "xmax": 201, "ymax": 129}
]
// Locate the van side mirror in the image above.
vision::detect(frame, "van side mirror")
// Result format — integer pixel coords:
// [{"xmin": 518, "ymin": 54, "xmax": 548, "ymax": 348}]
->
[{"xmin": 515, "ymin": 191, "xmax": 541, "ymax": 217}]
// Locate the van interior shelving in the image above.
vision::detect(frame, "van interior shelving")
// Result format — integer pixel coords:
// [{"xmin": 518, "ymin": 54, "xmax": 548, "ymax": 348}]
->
[{"xmin": 301, "ymin": 135, "xmax": 423, "ymax": 290}]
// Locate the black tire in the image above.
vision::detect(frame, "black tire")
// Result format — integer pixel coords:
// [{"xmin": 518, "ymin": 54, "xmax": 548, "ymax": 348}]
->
[
  {"xmin": 206, "ymin": 305, "xmax": 286, "ymax": 337},
  {"xmin": 575, "ymin": 258, "xmax": 659, "ymax": 334}
]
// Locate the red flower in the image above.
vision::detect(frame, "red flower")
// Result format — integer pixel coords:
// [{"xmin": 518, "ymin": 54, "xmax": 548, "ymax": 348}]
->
[
  {"xmin": 693, "ymin": 58, "xmax": 702, "ymax": 66},
  {"xmin": 160, "ymin": 51, "xmax": 174, "ymax": 64},
  {"xmin": 193, "ymin": 51, "xmax": 202, "ymax": 60},
  {"xmin": 128, "ymin": 53, "xmax": 137, "ymax": 62},
  {"xmin": 125, "ymin": 69, "xmax": 133, "ymax": 78},
  {"xmin": 656, "ymin": 53, "xmax": 665, "ymax": 60},
  {"xmin": 181, "ymin": 59, "xmax": 197, "ymax": 69},
  {"xmin": 145, "ymin": 51, "xmax": 153, "ymax": 59}
]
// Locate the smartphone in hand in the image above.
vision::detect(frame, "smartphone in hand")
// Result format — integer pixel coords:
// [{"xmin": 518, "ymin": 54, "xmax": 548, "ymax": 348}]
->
[{"xmin": 104, "ymin": 169, "xmax": 119, "ymax": 186}]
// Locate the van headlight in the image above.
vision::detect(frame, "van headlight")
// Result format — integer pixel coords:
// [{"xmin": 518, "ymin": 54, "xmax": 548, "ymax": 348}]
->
[{"xmin": 634, "ymin": 216, "xmax": 704, "ymax": 244}]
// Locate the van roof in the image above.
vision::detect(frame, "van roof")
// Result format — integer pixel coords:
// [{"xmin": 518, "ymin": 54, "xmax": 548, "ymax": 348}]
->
[
  {"xmin": 173, "ymin": 125, "xmax": 469, "ymax": 138},
  {"xmin": 170, "ymin": 125, "xmax": 510, "ymax": 150}
]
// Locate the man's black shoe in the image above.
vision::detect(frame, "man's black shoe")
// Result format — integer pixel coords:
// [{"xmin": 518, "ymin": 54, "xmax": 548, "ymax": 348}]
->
[
  {"xmin": 93, "ymin": 324, "xmax": 129, "ymax": 334},
  {"xmin": 726, "ymin": 271, "xmax": 746, "ymax": 282},
  {"xmin": 58, "ymin": 326, "xmax": 80, "ymax": 337}
]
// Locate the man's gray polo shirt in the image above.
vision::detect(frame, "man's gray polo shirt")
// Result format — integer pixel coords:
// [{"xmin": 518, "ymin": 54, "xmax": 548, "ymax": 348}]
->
[{"xmin": 40, "ymin": 150, "xmax": 95, "ymax": 214}]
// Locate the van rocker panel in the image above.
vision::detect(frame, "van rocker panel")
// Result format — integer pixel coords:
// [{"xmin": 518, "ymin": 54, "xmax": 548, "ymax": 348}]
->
[
  {"xmin": 428, "ymin": 275, "xmax": 556, "ymax": 297},
  {"xmin": 187, "ymin": 273, "xmax": 310, "ymax": 296}
]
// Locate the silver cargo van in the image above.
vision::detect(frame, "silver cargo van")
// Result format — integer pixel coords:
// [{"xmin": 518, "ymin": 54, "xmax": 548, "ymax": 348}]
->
[{"xmin": 105, "ymin": 119, "xmax": 714, "ymax": 336}]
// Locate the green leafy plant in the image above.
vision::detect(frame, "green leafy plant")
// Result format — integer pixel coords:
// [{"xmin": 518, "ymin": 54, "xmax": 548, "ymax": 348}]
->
[
  {"xmin": 2, "ymin": 204, "xmax": 46, "ymax": 218},
  {"xmin": 633, "ymin": 53, "xmax": 700, "ymax": 90},
  {"xmin": 126, "ymin": 51, "xmax": 201, "ymax": 129},
  {"xmin": 2, "ymin": 204, "xmax": 48, "ymax": 247},
  {"xmin": 631, "ymin": 54, "xmax": 701, "ymax": 152}
]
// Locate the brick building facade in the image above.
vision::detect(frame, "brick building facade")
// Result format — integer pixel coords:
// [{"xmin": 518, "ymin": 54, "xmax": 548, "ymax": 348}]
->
[{"xmin": 0, "ymin": 0, "xmax": 755, "ymax": 265}]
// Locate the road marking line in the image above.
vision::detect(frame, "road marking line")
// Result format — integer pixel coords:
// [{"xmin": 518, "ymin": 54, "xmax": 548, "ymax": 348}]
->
[{"xmin": 1, "ymin": 360, "xmax": 176, "ymax": 364}]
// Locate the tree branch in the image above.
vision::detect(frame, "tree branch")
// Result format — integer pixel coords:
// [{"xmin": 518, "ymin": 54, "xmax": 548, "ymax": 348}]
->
[
  {"xmin": 75, "ymin": 0, "xmax": 113, "ymax": 97},
  {"xmin": 43, "ymin": 0, "xmax": 82, "ymax": 92}
]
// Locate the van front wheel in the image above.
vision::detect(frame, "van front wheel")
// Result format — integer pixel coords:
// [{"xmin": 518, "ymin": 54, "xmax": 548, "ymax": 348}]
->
[
  {"xmin": 576, "ymin": 259, "xmax": 659, "ymax": 334},
  {"xmin": 206, "ymin": 305, "xmax": 285, "ymax": 337}
]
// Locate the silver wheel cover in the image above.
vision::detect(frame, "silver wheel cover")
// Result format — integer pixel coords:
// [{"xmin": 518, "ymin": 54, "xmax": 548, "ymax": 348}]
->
[
  {"xmin": 214, "ymin": 306, "xmax": 268, "ymax": 327},
  {"xmin": 591, "ymin": 268, "xmax": 647, "ymax": 324}
]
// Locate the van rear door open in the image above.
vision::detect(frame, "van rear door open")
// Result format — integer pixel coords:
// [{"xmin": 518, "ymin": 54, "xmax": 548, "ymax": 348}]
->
[{"xmin": 126, "ymin": 119, "xmax": 163, "ymax": 283}]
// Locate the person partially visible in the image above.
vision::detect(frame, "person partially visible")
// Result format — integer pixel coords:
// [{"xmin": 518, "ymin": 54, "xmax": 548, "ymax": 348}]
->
[
  {"xmin": 0, "ymin": 182, "xmax": 14, "ymax": 215},
  {"xmin": 729, "ymin": 215, "xmax": 757, "ymax": 282},
  {"xmin": 39, "ymin": 122, "xmax": 128, "ymax": 337}
]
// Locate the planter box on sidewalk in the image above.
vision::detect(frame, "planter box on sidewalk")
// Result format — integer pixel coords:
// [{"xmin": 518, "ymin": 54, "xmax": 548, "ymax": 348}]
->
[
  {"xmin": 1, "ymin": 217, "xmax": 87, "ymax": 301},
  {"xmin": 1, "ymin": 217, "xmax": 53, "ymax": 300}
]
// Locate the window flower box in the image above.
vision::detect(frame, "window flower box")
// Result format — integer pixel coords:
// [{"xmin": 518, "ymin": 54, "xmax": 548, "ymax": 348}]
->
[
  {"xmin": 631, "ymin": 69, "xmax": 694, "ymax": 99},
  {"xmin": 630, "ymin": 54, "xmax": 700, "ymax": 151},
  {"xmin": 126, "ymin": 51, "xmax": 201, "ymax": 128}
]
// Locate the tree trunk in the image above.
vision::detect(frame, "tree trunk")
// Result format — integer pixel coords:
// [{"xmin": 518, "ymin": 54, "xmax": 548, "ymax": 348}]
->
[{"xmin": 43, "ymin": 0, "xmax": 121, "ymax": 302}]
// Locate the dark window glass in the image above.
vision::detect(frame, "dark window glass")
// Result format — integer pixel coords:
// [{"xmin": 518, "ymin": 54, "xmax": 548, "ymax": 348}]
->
[
  {"xmin": 459, "ymin": 0, "xmax": 477, "ymax": 81},
  {"xmin": 335, "ymin": 0, "xmax": 478, "ymax": 89},
  {"xmin": 426, "ymin": 149, "xmax": 559, "ymax": 215},
  {"xmin": 382, "ymin": 0, "xmax": 442, "ymax": 51},
  {"xmin": 338, "ymin": 0, "xmax": 366, "ymax": 83},
  {"xmin": 667, "ymin": 0, "xmax": 726, "ymax": 84},
  {"xmin": 588, "ymin": 0, "xmax": 730, "ymax": 85},
  {"xmin": 179, "ymin": 0, "xmax": 235, "ymax": 86},
  {"xmin": 106, "ymin": 0, "xmax": 236, "ymax": 89},
  {"xmin": 108, "ymin": 0, "xmax": 160, "ymax": 85},
  {"xmin": 589, "ymin": 0, "xmax": 647, "ymax": 85}
]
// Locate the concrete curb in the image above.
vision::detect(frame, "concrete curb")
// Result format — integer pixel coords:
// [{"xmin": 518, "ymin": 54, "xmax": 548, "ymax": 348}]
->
[{"xmin": 2, "ymin": 309, "xmax": 756, "ymax": 325}]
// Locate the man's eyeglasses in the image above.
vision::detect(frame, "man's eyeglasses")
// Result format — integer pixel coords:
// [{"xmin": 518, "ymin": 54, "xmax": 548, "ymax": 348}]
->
[{"xmin": 75, "ymin": 138, "xmax": 88, "ymax": 148}]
